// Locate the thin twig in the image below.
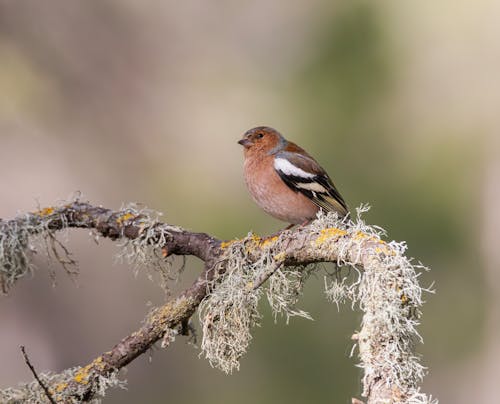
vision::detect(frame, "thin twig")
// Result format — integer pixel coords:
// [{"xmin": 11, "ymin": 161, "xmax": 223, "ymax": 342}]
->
[{"xmin": 20, "ymin": 346, "xmax": 57, "ymax": 404}]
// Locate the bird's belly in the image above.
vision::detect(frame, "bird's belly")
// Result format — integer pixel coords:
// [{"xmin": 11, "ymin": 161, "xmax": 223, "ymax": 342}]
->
[{"xmin": 247, "ymin": 174, "xmax": 319, "ymax": 224}]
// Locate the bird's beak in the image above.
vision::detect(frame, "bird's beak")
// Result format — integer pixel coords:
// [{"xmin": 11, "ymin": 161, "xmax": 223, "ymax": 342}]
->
[{"xmin": 238, "ymin": 138, "xmax": 252, "ymax": 148}]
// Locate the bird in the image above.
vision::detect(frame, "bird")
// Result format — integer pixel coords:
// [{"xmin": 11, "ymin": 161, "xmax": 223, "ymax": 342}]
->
[{"xmin": 238, "ymin": 126, "xmax": 349, "ymax": 226}]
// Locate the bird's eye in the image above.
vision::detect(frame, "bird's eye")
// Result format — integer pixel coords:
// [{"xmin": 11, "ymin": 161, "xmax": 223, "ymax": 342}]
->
[{"xmin": 256, "ymin": 133, "xmax": 264, "ymax": 139}]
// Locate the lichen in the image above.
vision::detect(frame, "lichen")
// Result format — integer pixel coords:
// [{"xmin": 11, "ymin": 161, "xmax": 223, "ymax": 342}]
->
[
  {"xmin": 199, "ymin": 230, "xmax": 313, "ymax": 373},
  {"xmin": 1, "ymin": 201, "xmax": 436, "ymax": 403},
  {"xmin": 117, "ymin": 212, "xmax": 135, "ymax": 224},
  {"xmin": 314, "ymin": 227, "xmax": 348, "ymax": 246},
  {"xmin": 36, "ymin": 207, "xmax": 55, "ymax": 217},
  {"xmin": 0, "ymin": 365, "xmax": 126, "ymax": 404},
  {"xmin": 266, "ymin": 266, "xmax": 314, "ymax": 323},
  {"xmin": 314, "ymin": 206, "xmax": 437, "ymax": 404},
  {"xmin": 0, "ymin": 200, "xmax": 187, "ymax": 294},
  {"xmin": 0, "ymin": 206, "xmax": 74, "ymax": 293},
  {"xmin": 198, "ymin": 234, "xmax": 263, "ymax": 373},
  {"xmin": 0, "ymin": 217, "xmax": 36, "ymax": 293},
  {"xmin": 115, "ymin": 203, "xmax": 184, "ymax": 294}
]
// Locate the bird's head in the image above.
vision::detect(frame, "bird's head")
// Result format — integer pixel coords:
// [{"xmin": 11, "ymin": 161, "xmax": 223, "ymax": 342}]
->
[{"xmin": 238, "ymin": 126, "xmax": 287, "ymax": 157}]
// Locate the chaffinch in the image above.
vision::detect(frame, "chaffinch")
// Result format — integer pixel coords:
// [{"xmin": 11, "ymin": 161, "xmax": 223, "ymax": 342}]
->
[{"xmin": 238, "ymin": 126, "xmax": 349, "ymax": 225}]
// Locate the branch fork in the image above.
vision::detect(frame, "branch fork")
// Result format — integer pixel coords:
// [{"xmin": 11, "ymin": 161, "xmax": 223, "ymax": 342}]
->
[{"xmin": 0, "ymin": 201, "xmax": 436, "ymax": 404}]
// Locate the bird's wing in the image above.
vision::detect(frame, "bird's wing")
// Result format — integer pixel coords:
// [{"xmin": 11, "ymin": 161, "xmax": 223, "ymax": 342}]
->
[{"xmin": 274, "ymin": 151, "xmax": 349, "ymax": 217}]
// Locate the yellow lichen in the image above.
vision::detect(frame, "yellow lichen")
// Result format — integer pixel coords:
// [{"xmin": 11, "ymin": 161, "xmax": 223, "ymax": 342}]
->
[
  {"xmin": 73, "ymin": 368, "xmax": 89, "ymax": 384},
  {"xmin": 353, "ymin": 230, "xmax": 388, "ymax": 245},
  {"xmin": 315, "ymin": 228, "xmax": 348, "ymax": 246},
  {"xmin": 248, "ymin": 233, "xmax": 261, "ymax": 243},
  {"xmin": 92, "ymin": 356, "xmax": 105, "ymax": 370},
  {"xmin": 273, "ymin": 252, "xmax": 286, "ymax": 262},
  {"xmin": 222, "ymin": 234, "xmax": 266, "ymax": 250},
  {"xmin": 220, "ymin": 239, "xmax": 237, "ymax": 249},
  {"xmin": 244, "ymin": 234, "xmax": 262, "ymax": 253},
  {"xmin": 35, "ymin": 207, "xmax": 54, "ymax": 216},
  {"xmin": 53, "ymin": 382, "xmax": 68, "ymax": 393},
  {"xmin": 73, "ymin": 357, "xmax": 105, "ymax": 385},
  {"xmin": 353, "ymin": 230, "xmax": 369, "ymax": 241},
  {"xmin": 260, "ymin": 235, "xmax": 278, "ymax": 248},
  {"xmin": 116, "ymin": 212, "xmax": 135, "ymax": 225}
]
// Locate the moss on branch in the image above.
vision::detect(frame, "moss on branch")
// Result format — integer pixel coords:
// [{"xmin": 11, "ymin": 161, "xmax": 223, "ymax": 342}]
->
[{"xmin": 0, "ymin": 201, "xmax": 436, "ymax": 404}]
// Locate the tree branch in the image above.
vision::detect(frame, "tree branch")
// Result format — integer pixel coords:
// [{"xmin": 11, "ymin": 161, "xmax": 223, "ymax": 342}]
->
[{"xmin": 0, "ymin": 201, "xmax": 436, "ymax": 403}]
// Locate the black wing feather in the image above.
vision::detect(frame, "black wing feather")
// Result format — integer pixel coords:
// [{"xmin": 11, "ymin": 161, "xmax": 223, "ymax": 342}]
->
[{"xmin": 276, "ymin": 170, "xmax": 349, "ymax": 217}]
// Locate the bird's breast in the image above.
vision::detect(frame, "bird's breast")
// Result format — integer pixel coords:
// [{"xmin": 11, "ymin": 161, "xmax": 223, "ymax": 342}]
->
[{"xmin": 243, "ymin": 156, "xmax": 319, "ymax": 224}]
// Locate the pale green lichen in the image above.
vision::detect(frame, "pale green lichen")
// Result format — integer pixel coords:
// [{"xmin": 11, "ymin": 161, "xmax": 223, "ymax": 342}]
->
[
  {"xmin": 115, "ymin": 203, "xmax": 184, "ymax": 294},
  {"xmin": 0, "ymin": 206, "xmax": 76, "ymax": 293},
  {"xmin": 198, "ymin": 234, "xmax": 263, "ymax": 374},
  {"xmin": 313, "ymin": 206, "xmax": 437, "ymax": 404},
  {"xmin": 0, "ymin": 201, "xmax": 185, "ymax": 294},
  {"xmin": 1, "ymin": 201, "xmax": 436, "ymax": 403},
  {"xmin": 199, "ymin": 230, "xmax": 313, "ymax": 374},
  {"xmin": 161, "ymin": 326, "xmax": 179, "ymax": 348},
  {"xmin": 0, "ymin": 366, "xmax": 126, "ymax": 403},
  {"xmin": 266, "ymin": 266, "xmax": 314, "ymax": 323},
  {"xmin": 0, "ymin": 217, "xmax": 36, "ymax": 293}
]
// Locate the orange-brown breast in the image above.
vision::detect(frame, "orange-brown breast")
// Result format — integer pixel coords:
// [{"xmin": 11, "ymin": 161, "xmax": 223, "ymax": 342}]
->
[{"xmin": 243, "ymin": 153, "xmax": 319, "ymax": 224}]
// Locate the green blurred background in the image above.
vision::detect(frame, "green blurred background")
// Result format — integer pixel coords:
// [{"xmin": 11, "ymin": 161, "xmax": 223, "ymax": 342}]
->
[{"xmin": 1, "ymin": 1, "xmax": 498, "ymax": 403}]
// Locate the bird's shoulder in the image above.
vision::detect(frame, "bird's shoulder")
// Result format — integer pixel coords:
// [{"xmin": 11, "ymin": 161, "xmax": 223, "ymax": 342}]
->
[{"xmin": 273, "ymin": 142, "xmax": 326, "ymax": 178}]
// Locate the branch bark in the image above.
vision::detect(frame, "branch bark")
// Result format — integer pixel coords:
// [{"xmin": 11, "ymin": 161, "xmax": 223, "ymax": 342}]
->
[{"xmin": 0, "ymin": 201, "xmax": 435, "ymax": 404}]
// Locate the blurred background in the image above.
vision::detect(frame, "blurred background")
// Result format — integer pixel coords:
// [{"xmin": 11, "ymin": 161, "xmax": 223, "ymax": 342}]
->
[{"xmin": 0, "ymin": 1, "xmax": 498, "ymax": 402}]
